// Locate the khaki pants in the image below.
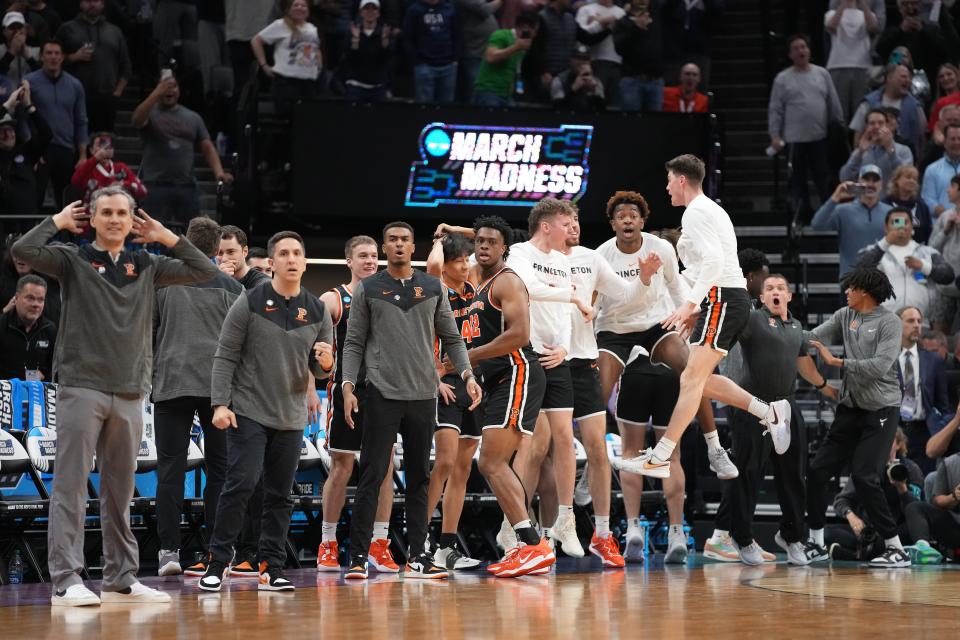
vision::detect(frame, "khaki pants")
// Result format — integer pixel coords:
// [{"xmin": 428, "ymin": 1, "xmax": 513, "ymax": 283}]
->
[{"xmin": 47, "ymin": 386, "xmax": 143, "ymax": 592}]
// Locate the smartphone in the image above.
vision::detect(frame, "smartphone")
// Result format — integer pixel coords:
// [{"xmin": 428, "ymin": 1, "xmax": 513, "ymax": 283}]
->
[
  {"xmin": 891, "ymin": 217, "xmax": 907, "ymax": 228},
  {"xmin": 847, "ymin": 183, "xmax": 868, "ymax": 196},
  {"xmin": 160, "ymin": 68, "xmax": 173, "ymax": 81}
]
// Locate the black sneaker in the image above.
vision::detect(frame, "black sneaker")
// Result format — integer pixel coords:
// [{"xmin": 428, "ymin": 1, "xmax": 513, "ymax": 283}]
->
[
  {"xmin": 258, "ymin": 564, "xmax": 295, "ymax": 591},
  {"xmin": 345, "ymin": 558, "xmax": 368, "ymax": 580},
  {"xmin": 804, "ymin": 541, "xmax": 829, "ymax": 563},
  {"xmin": 198, "ymin": 560, "xmax": 229, "ymax": 592},
  {"xmin": 405, "ymin": 555, "xmax": 449, "ymax": 579},
  {"xmin": 868, "ymin": 546, "xmax": 911, "ymax": 568}
]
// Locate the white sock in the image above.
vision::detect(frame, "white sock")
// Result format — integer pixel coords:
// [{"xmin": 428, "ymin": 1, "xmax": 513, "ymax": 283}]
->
[
  {"xmin": 711, "ymin": 528, "xmax": 728, "ymax": 541},
  {"xmin": 513, "ymin": 519, "xmax": 532, "ymax": 532},
  {"xmin": 558, "ymin": 505, "xmax": 573, "ymax": 518},
  {"xmin": 669, "ymin": 524, "xmax": 683, "ymax": 537},
  {"xmin": 373, "ymin": 521, "xmax": 389, "ymax": 540},
  {"xmin": 322, "ymin": 521, "xmax": 337, "ymax": 543},
  {"xmin": 543, "ymin": 527, "xmax": 553, "ymax": 538},
  {"xmin": 594, "ymin": 515, "xmax": 610, "ymax": 537},
  {"xmin": 703, "ymin": 430, "xmax": 722, "ymax": 453},
  {"xmin": 747, "ymin": 396, "xmax": 771, "ymax": 420},
  {"xmin": 652, "ymin": 437, "xmax": 676, "ymax": 462},
  {"xmin": 810, "ymin": 528, "xmax": 824, "ymax": 546},
  {"xmin": 885, "ymin": 535, "xmax": 903, "ymax": 550}
]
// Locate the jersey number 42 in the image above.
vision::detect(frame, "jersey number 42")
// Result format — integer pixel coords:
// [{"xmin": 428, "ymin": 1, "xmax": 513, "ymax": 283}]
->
[{"xmin": 460, "ymin": 315, "xmax": 481, "ymax": 344}]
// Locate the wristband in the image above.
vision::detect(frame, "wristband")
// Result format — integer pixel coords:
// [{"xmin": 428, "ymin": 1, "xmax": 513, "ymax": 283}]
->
[{"xmin": 815, "ymin": 379, "xmax": 827, "ymax": 390}]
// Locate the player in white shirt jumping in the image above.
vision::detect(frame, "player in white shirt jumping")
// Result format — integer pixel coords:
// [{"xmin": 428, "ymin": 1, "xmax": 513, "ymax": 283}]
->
[{"xmin": 618, "ymin": 154, "xmax": 792, "ymax": 479}]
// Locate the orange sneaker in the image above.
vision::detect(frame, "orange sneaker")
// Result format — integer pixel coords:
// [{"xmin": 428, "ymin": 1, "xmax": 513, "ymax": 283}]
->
[
  {"xmin": 317, "ymin": 540, "xmax": 340, "ymax": 572},
  {"xmin": 486, "ymin": 547, "xmax": 519, "ymax": 575},
  {"xmin": 490, "ymin": 539, "xmax": 556, "ymax": 578},
  {"xmin": 368, "ymin": 538, "xmax": 400, "ymax": 573},
  {"xmin": 229, "ymin": 559, "xmax": 259, "ymax": 577},
  {"xmin": 588, "ymin": 533, "xmax": 625, "ymax": 568}
]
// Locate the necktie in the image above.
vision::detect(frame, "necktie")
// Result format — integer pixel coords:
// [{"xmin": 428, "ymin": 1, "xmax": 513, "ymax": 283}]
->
[{"xmin": 902, "ymin": 351, "xmax": 916, "ymax": 420}]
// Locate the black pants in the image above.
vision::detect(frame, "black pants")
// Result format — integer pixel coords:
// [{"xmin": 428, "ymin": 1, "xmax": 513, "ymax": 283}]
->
[
  {"xmin": 38, "ymin": 145, "xmax": 76, "ymax": 209},
  {"xmin": 272, "ymin": 75, "xmax": 320, "ymax": 119},
  {"xmin": 717, "ymin": 400, "xmax": 808, "ymax": 546},
  {"xmin": 788, "ymin": 139, "xmax": 831, "ymax": 217},
  {"xmin": 349, "ymin": 384, "xmax": 434, "ymax": 563},
  {"xmin": 236, "ymin": 478, "xmax": 264, "ymax": 562},
  {"xmin": 902, "ymin": 421, "xmax": 935, "ymax": 476},
  {"xmin": 905, "ymin": 500, "xmax": 960, "ymax": 547},
  {"xmin": 86, "ymin": 92, "xmax": 118, "ymax": 132},
  {"xmin": 807, "ymin": 404, "xmax": 900, "ymax": 539},
  {"xmin": 208, "ymin": 415, "xmax": 301, "ymax": 570},
  {"xmin": 154, "ymin": 396, "xmax": 227, "ymax": 551},
  {"xmin": 591, "ymin": 60, "xmax": 621, "ymax": 108}
]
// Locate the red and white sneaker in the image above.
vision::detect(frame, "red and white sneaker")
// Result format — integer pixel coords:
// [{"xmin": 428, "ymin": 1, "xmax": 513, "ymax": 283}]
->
[
  {"xmin": 588, "ymin": 533, "xmax": 625, "ymax": 568},
  {"xmin": 368, "ymin": 538, "xmax": 400, "ymax": 573},
  {"xmin": 488, "ymin": 539, "xmax": 556, "ymax": 578},
  {"xmin": 317, "ymin": 540, "xmax": 340, "ymax": 572}
]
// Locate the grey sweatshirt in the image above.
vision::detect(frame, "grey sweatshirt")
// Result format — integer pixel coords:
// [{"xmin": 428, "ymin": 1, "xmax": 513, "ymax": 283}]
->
[
  {"xmin": 341, "ymin": 269, "xmax": 472, "ymax": 401},
  {"xmin": 211, "ymin": 283, "xmax": 333, "ymax": 431},
  {"xmin": 805, "ymin": 305, "xmax": 902, "ymax": 411},
  {"xmin": 12, "ymin": 217, "xmax": 218, "ymax": 394},
  {"xmin": 153, "ymin": 271, "xmax": 243, "ymax": 402},
  {"xmin": 929, "ymin": 208, "xmax": 960, "ymax": 298},
  {"xmin": 768, "ymin": 64, "xmax": 843, "ymax": 143}
]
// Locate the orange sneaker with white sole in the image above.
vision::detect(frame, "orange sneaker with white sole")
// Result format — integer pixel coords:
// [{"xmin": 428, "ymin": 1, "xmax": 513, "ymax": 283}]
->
[
  {"xmin": 588, "ymin": 533, "xmax": 625, "ymax": 568},
  {"xmin": 368, "ymin": 538, "xmax": 400, "ymax": 573},
  {"xmin": 317, "ymin": 541, "xmax": 340, "ymax": 572},
  {"xmin": 489, "ymin": 539, "xmax": 556, "ymax": 578}
]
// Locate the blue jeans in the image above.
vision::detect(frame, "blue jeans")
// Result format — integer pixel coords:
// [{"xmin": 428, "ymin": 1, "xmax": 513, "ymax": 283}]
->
[
  {"xmin": 473, "ymin": 90, "xmax": 512, "ymax": 107},
  {"xmin": 620, "ymin": 76, "xmax": 664, "ymax": 112},
  {"xmin": 414, "ymin": 62, "xmax": 458, "ymax": 104}
]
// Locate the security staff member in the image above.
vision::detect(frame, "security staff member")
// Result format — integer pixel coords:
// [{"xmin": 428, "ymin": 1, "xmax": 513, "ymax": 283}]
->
[
  {"xmin": 713, "ymin": 274, "xmax": 835, "ymax": 566},
  {"xmin": 0, "ymin": 274, "xmax": 56, "ymax": 381}
]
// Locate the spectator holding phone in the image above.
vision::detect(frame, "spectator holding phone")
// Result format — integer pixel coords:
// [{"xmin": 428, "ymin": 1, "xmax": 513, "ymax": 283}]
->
[
  {"xmin": 855, "ymin": 207, "xmax": 955, "ymax": 317},
  {"xmin": 812, "ymin": 164, "xmax": 892, "ymax": 278},
  {"xmin": 472, "ymin": 11, "xmax": 537, "ymax": 107},
  {"xmin": 840, "ymin": 107, "xmax": 914, "ymax": 187},
  {"xmin": 575, "ymin": 0, "xmax": 624, "ymax": 107},
  {"xmin": 0, "ymin": 81, "xmax": 51, "ymax": 217},
  {"xmin": 550, "ymin": 50, "xmax": 605, "ymax": 111},
  {"xmin": 70, "ymin": 131, "xmax": 147, "ymax": 207}
]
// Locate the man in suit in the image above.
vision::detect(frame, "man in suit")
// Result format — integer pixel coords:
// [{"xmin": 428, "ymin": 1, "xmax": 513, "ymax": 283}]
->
[{"xmin": 897, "ymin": 306, "xmax": 951, "ymax": 474}]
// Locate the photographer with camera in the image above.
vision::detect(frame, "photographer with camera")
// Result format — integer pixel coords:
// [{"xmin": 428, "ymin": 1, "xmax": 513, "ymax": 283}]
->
[
  {"xmin": 828, "ymin": 428, "xmax": 923, "ymax": 561},
  {"xmin": 472, "ymin": 11, "xmax": 538, "ymax": 107},
  {"xmin": 840, "ymin": 108, "xmax": 914, "ymax": 187},
  {"xmin": 812, "ymin": 164, "xmax": 892, "ymax": 279},
  {"xmin": 855, "ymin": 208, "xmax": 954, "ymax": 318}
]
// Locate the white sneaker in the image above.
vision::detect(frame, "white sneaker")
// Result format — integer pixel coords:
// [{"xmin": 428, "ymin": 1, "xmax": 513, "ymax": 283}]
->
[
  {"xmin": 664, "ymin": 532, "xmax": 688, "ymax": 564},
  {"xmin": 158, "ymin": 549, "xmax": 182, "ymax": 577},
  {"xmin": 101, "ymin": 582, "xmax": 172, "ymax": 604},
  {"xmin": 616, "ymin": 448, "xmax": 671, "ymax": 478},
  {"xmin": 574, "ymin": 465, "xmax": 592, "ymax": 506},
  {"xmin": 51, "ymin": 584, "xmax": 101, "ymax": 607},
  {"xmin": 759, "ymin": 399, "xmax": 792, "ymax": 454},
  {"xmin": 550, "ymin": 512, "xmax": 585, "ymax": 558},
  {"xmin": 496, "ymin": 517, "xmax": 517, "ymax": 551},
  {"xmin": 738, "ymin": 541, "xmax": 765, "ymax": 566},
  {"xmin": 624, "ymin": 529, "xmax": 645, "ymax": 563},
  {"xmin": 868, "ymin": 546, "xmax": 911, "ymax": 568},
  {"xmin": 434, "ymin": 546, "xmax": 481, "ymax": 570},
  {"xmin": 774, "ymin": 531, "xmax": 810, "ymax": 566},
  {"xmin": 708, "ymin": 448, "xmax": 739, "ymax": 480}
]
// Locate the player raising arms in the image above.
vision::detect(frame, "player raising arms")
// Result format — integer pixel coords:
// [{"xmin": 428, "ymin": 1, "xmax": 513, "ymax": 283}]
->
[{"xmin": 619, "ymin": 155, "xmax": 792, "ymax": 478}]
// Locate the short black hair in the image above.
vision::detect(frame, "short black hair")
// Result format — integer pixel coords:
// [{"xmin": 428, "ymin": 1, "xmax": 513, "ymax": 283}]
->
[
  {"xmin": 738, "ymin": 248, "xmax": 769, "ymax": 276},
  {"xmin": 841, "ymin": 265, "xmax": 895, "ymax": 304},
  {"xmin": 885, "ymin": 206, "xmax": 912, "ymax": 225},
  {"xmin": 605, "ymin": 191, "xmax": 650, "ymax": 221},
  {"xmin": 186, "ymin": 216, "xmax": 221, "ymax": 257},
  {"xmin": 382, "ymin": 221, "xmax": 414, "ymax": 242},
  {"xmin": 786, "ymin": 33, "xmax": 810, "ymax": 52},
  {"xmin": 866, "ymin": 107, "xmax": 887, "ymax": 122},
  {"xmin": 220, "ymin": 224, "xmax": 248, "ymax": 248},
  {"xmin": 41, "ymin": 39, "xmax": 63, "ymax": 54},
  {"xmin": 473, "ymin": 215, "xmax": 514, "ymax": 259},
  {"xmin": 267, "ymin": 230, "xmax": 305, "ymax": 256},
  {"xmin": 442, "ymin": 233, "xmax": 474, "ymax": 262},
  {"xmin": 16, "ymin": 274, "xmax": 46, "ymax": 292},
  {"xmin": 515, "ymin": 10, "xmax": 538, "ymax": 27},
  {"xmin": 247, "ymin": 246, "xmax": 268, "ymax": 260}
]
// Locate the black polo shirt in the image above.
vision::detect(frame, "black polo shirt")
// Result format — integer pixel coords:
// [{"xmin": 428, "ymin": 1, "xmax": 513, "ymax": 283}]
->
[
  {"xmin": 735, "ymin": 306, "xmax": 810, "ymax": 402},
  {"xmin": 0, "ymin": 309, "xmax": 57, "ymax": 381}
]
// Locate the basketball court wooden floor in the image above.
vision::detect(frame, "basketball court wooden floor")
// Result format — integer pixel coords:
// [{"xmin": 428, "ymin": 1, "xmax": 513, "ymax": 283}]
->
[{"xmin": 4, "ymin": 556, "xmax": 959, "ymax": 639}]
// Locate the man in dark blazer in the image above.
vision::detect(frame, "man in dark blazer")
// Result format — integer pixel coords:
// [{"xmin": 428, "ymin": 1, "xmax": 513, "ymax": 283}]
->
[{"xmin": 896, "ymin": 307, "xmax": 951, "ymax": 474}]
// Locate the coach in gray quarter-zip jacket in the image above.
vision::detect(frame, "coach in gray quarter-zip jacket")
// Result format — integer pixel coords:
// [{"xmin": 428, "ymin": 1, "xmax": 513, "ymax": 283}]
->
[
  {"xmin": 802, "ymin": 265, "xmax": 912, "ymax": 568},
  {"xmin": 12, "ymin": 185, "xmax": 218, "ymax": 606}
]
